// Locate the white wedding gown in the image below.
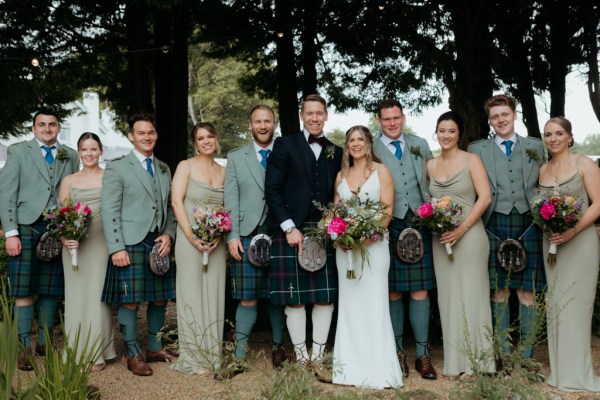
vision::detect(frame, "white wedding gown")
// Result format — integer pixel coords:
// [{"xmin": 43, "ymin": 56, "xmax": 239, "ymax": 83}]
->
[{"xmin": 332, "ymin": 169, "xmax": 403, "ymax": 389}]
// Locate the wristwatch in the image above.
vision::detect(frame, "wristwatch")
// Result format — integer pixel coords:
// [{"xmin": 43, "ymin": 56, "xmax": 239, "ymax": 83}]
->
[{"xmin": 285, "ymin": 227, "xmax": 295, "ymax": 234}]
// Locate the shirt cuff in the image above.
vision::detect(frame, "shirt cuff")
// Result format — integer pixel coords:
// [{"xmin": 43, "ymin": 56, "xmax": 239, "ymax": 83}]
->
[
  {"xmin": 4, "ymin": 229, "xmax": 19, "ymax": 238},
  {"xmin": 280, "ymin": 219, "xmax": 295, "ymax": 232}
]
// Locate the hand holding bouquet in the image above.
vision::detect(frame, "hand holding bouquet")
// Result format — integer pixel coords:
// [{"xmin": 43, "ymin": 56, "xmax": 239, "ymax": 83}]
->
[
  {"xmin": 415, "ymin": 195, "xmax": 463, "ymax": 260},
  {"xmin": 306, "ymin": 194, "xmax": 389, "ymax": 279},
  {"xmin": 530, "ymin": 187, "xmax": 582, "ymax": 265},
  {"xmin": 190, "ymin": 205, "xmax": 232, "ymax": 272},
  {"xmin": 43, "ymin": 198, "xmax": 92, "ymax": 271}
]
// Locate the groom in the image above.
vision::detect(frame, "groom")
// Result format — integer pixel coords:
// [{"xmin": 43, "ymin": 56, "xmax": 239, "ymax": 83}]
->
[{"xmin": 265, "ymin": 94, "xmax": 342, "ymax": 383}]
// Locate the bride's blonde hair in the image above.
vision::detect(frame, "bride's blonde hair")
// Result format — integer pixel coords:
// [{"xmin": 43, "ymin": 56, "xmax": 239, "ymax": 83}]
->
[{"xmin": 341, "ymin": 125, "xmax": 381, "ymax": 178}]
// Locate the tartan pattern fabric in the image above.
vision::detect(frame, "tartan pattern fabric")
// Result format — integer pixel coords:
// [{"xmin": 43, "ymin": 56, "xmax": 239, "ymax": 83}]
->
[
  {"xmin": 101, "ymin": 232, "xmax": 176, "ymax": 303},
  {"xmin": 8, "ymin": 219, "xmax": 64, "ymax": 297},
  {"xmin": 269, "ymin": 229, "xmax": 337, "ymax": 305},
  {"xmin": 229, "ymin": 235, "xmax": 270, "ymax": 300},
  {"xmin": 387, "ymin": 215, "xmax": 436, "ymax": 292},
  {"xmin": 486, "ymin": 210, "xmax": 545, "ymax": 291}
]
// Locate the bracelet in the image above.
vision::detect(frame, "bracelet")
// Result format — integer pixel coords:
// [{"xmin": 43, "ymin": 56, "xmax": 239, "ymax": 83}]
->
[{"xmin": 571, "ymin": 226, "xmax": 578, "ymax": 234}]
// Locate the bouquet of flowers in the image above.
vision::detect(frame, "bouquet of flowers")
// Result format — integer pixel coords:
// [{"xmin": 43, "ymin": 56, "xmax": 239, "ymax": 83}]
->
[
  {"xmin": 190, "ymin": 205, "xmax": 232, "ymax": 272},
  {"xmin": 306, "ymin": 194, "xmax": 389, "ymax": 279},
  {"xmin": 530, "ymin": 186, "xmax": 583, "ymax": 265},
  {"xmin": 415, "ymin": 195, "xmax": 463, "ymax": 260},
  {"xmin": 42, "ymin": 198, "xmax": 92, "ymax": 271}
]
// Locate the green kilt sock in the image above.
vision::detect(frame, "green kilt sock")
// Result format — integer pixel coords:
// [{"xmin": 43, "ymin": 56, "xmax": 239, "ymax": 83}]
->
[
  {"xmin": 389, "ymin": 298, "xmax": 404, "ymax": 353},
  {"xmin": 147, "ymin": 303, "xmax": 166, "ymax": 352},
  {"xmin": 268, "ymin": 303, "xmax": 285, "ymax": 348},
  {"xmin": 16, "ymin": 304, "xmax": 34, "ymax": 349},
  {"xmin": 235, "ymin": 304, "xmax": 257, "ymax": 360},
  {"xmin": 118, "ymin": 306, "xmax": 141, "ymax": 357},
  {"xmin": 409, "ymin": 297, "xmax": 430, "ymax": 358},
  {"xmin": 37, "ymin": 295, "xmax": 58, "ymax": 346},
  {"xmin": 520, "ymin": 303, "xmax": 536, "ymax": 358},
  {"xmin": 492, "ymin": 301, "xmax": 510, "ymax": 354}
]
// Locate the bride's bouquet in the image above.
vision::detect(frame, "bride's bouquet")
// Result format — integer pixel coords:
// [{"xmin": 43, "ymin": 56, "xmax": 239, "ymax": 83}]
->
[
  {"xmin": 415, "ymin": 195, "xmax": 463, "ymax": 260},
  {"xmin": 191, "ymin": 205, "xmax": 232, "ymax": 272},
  {"xmin": 530, "ymin": 186, "xmax": 583, "ymax": 265},
  {"xmin": 306, "ymin": 194, "xmax": 389, "ymax": 279},
  {"xmin": 42, "ymin": 198, "xmax": 92, "ymax": 271}
]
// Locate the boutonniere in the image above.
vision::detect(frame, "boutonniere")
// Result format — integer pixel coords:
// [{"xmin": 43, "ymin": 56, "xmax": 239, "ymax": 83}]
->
[
  {"xmin": 158, "ymin": 161, "xmax": 168, "ymax": 173},
  {"xmin": 525, "ymin": 148, "xmax": 540, "ymax": 163},
  {"xmin": 56, "ymin": 148, "xmax": 69, "ymax": 161},
  {"xmin": 409, "ymin": 146, "xmax": 422, "ymax": 159},
  {"xmin": 325, "ymin": 145, "xmax": 336, "ymax": 160}
]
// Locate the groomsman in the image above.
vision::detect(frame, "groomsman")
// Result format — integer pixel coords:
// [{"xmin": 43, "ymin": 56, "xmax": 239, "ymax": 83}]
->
[
  {"xmin": 0, "ymin": 109, "xmax": 78, "ymax": 370},
  {"xmin": 468, "ymin": 94, "xmax": 545, "ymax": 361},
  {"xmin": 100, "ymin": 112, "xmax": 177, "ymax": 376},
  {"xmin": 373, "ymin": 99, "xmax": 437, "ymax": 380},
  {"xmin": 224, "ymin": 105, "xmax": 286, "ymax": 376},
  {"xmin": 265, "ymin": 94, "xmax": 342, "ymax": 382}
]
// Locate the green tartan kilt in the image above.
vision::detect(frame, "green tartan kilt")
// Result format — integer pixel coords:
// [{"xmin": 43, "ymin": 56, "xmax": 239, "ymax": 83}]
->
[
  {"xmin": 101, "ymin": 232, "xmax": 176, "ymax": 304},
  {"xmin": 487, "ymin": 210, "xmax": 545, "ymax": 291},
  {"xmin": 388, "ymin": 215, "xmax": 436, "ymax": 292},
  {"xmin": 229, "ymin": 235, "xmax": 270, "ymax": 300},
  {"xmin": 269, "ymin": 230, "xmax": 337, "ymax": 305},
  {"xmin": 8, "ymin": 219, "xmax": 65, "ymax": 297}
]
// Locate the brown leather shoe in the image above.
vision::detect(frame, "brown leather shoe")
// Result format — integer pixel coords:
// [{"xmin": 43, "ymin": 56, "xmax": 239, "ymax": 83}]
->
[
  {"xmin": 214, "ymin": 360, "xmax": 247, "ymax": 380},
  {"xmin": 272, "ymin": 346, "xmax": 287, "ymax": 369},
  {"xmin": 146, "ymin": 348, "xmax": 178, "ymax": 363},
  {"xmin": 35, "ymin": 343, "xmax": 47, "ymax": 357},
  {"xmin": 127, "ymin": 354, "xmax": 153, "ymax": 376},
  {"xmin": 18, "ymin": 349, "xmax": 34, "ymax": 371},
  {"xmin": 415, "ymin": 354, "xmax": 437, "ymax": 380},
  {"xmin": 397, "ymin": 351, "xmax": 409, "ymax": 378}
]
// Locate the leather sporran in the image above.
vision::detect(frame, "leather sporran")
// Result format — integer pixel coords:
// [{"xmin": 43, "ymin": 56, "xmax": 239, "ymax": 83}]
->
[
  {"xmin": 396, "ymin": 227, "xmax": 424, "ymax": 263},
  {"xmin": 298, "ymin": 236, "xmax": 327, "ymax": 272},
  {"xmin": 497, "ymin": 238, "xmax": 527, "ymax": 273},
  {"xmin": 36, "ymin": 232, "xmax": 62, "ymax": 261},
  {"xmin": 248, "ymin": 234, "xmax": 272, "ymax": 268},
  {"xmin": 149, "ymin": 244, "xmax": 170, "ymax": 275}
]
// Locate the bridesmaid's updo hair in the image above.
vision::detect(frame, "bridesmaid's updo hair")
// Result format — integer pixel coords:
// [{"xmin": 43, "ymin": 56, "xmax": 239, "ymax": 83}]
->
[
  {"xmin": 341, "ymin": 125, "xmax": 381, "ymax": 178},
  {"xmin": 436, "ymin": 111, "xmax": 465, "ymax": 140},
  {"xmin": 191, "ymin": 122, "xmax": 221, "ymax": 155},
  {"xmin": 545, "ymin": 116, "xmax": 575, "ymax": 147},
  {"xmin": 77, "ymin": 132, "xmax": 103, "ymax": 151}
]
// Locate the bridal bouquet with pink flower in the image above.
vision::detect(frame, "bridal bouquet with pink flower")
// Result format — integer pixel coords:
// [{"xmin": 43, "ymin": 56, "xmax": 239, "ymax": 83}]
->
[
  {"xmin": 415, "ymin": 195, "xmax": 463, "ymax": 260},
  {"xmin": 530, "ymin": 186, "xmax": 583, "ymax": 265},
  {"xmin": 191, "ymin": 205, "xmax": 232, "ymax": 272},
  {"xmin": 306, "ymin": 194, "xmax": 389, "ymax": 279},
  {"xmin": 42, "ymin": 197, "xmax": 93, "ymax": 271}
]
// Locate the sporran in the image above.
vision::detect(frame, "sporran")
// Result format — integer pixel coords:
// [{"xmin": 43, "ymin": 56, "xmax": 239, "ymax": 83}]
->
[
  {"xmin": 396, "ymin": 227, "xmax": 424, "ymax": 263},
  {"xmin": 248, "ymin": 233, "xmax": 272, "ymax": 268},
  {"xmin": 298, "ymin": 235, "xmax": 327, "ymax": 272}
]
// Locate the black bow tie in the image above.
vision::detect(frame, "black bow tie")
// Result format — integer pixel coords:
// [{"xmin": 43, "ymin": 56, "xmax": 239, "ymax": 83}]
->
[{"xmin": 308, "ymin": 135, "xmax": 327, "ymax": 146}]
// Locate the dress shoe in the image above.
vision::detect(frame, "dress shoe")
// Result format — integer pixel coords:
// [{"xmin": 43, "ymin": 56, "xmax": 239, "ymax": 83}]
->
[
  {"xmin": 397, "ymin": 351, "xmax": 409, "ymax": 378},
  {"xmin": 146, "ymin": 348, "xmax": 178, "ymax": 363},
  {"xmin": 214, "ymin": 359, "xmax": 247, "ymax": 380},
  {"xmin": 415, "ymin": 354, "xmax": 437, "ymax": 380},
  {"xmin": 18, "ymin": 349, "xmax": 34, "ymax": 371},
  {"xmin": 35, "ymin": 343, "xmax": 47, "ymax": 357},
  {"xmin": 127, "ymin": 354, "xmax": 153, "ymax": 376},
  {"xmin": 271, "ymin": 346, "xmax": 287, "ymax": 369}
]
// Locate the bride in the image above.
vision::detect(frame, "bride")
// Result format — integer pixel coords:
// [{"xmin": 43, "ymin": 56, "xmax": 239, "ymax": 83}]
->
[{"xmin": 332, "ymin": 125, "xmax": 402, "ymax": 389}]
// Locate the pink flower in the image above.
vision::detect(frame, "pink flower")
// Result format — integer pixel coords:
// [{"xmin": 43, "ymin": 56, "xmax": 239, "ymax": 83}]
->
[
  {"xmin": 216, "ymin": 211, "xmax": 232, "ymax": 231},
  {"xmin": 418, "ymin": 203, "xmax": 433, "ymax": 218},
  {"xmin": 540, "ymin": 203, "xmax": 555, "ymax": 220},
  {"xmin": 83, "ymin": 205, "xmax": 91, "ymax": 214},
  {"xmin": 74, "ymin": 203, "xmax": 81, "ymax": 211},
  {"xmin": 327, "ymin": 217, "xmax": 348, "ymax": 235}
]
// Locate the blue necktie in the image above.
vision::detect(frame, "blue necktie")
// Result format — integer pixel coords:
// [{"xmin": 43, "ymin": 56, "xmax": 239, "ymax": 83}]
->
[
  {"xmin": 259, "ymin": 149, "xmax": 271, "ymax": 169},
  {"xmin": 41, "ymin": 145, "xmax": 55, "ymax": 165},
  {"xmin": 390, "ymin": 140, "xmax": 403, "ymax": 160},
  {"xmin": 145, "ymin": 158, "xmax": 154, "ymax": 177},
  {"xmin": 502, "ymin": 140, "xmax": 513, "ymax": 157}
]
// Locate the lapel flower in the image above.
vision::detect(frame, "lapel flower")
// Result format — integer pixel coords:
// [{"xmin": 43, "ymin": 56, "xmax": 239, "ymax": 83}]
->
[
  {"xmin": 409, "ymin": 146, "xmax": 422, "ymax": 159},
  {"xmin": 325, "ymin": 145, "xmax": 336, "ymax": 160},
  {"xmin": 158, "ymin": 161, "xmax": 168, "ymax": 173},
  {"xmin": 56, "ymin": 147, "xmax": 69, "ymax": 161},
  {"xmin": 525, "ymin": 148, "xmax": 540, "ymax": 163}
]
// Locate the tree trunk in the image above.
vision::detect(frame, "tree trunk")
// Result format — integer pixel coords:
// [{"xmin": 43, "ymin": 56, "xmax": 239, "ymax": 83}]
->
[
  {"xmin": 582, "ymin": 0, "xmax": 600, "ymax": 123},
  {"xmin": 275, "ymin": 0, "xmax": 300, "ymax": 136},
  {"xmin": 547, "ymin": 1, "xmax": 569, "ymax": 117},
  {"xmin": 124, "ymin": 1, "xmax": 153, "ymax": 114},
  {"xmin": 301, "ymin": 0, "xmax": 320, "ymax": 98}
]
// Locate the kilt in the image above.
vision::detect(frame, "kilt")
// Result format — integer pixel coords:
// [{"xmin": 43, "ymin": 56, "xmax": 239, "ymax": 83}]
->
[
  {"xmin": 486, "ymin": 210, "xmax": 545, "ymax": 291},
  {"xmin": 229, "ymin": 235, "xmax": 270, "ymax": 300},
  {"xmin": 101, "ymin": 232, "xmax": 176, "ymax": 304},
  {"xmin": 388, "ymin": 215, "xmax": 435, "ymax": 292},
  {"xmin": 269, "ymin": 227, "xmax": 337, "ymax": 305},
  {"xmin": 8, "ymin": 219, "xmax": 64, "ymax": 297}
]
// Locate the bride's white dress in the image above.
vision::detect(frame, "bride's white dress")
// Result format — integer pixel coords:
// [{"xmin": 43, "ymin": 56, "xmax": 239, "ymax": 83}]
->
[{"xmin": 332, "ymin": 169, "xmax": 403, "ymax": 389}]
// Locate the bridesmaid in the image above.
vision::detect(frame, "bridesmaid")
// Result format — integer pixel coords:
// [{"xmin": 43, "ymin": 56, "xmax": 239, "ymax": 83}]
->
[
  {"xmin": 538, "ymin": 117, "xmax": 600, "ymax": 392},
  {"xmin": 171, "ymin": 122, "xmax": 227, "ymax": 375},
  {"xmin": 59, "ymin": 132, "xmax": 116, "ymax": 371}
]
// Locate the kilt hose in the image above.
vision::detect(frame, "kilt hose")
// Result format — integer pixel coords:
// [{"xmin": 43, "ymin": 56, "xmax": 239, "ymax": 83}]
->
[
  {"xmin": 269, "ymin": 228, "xmax": 337, "ymax": 306},
  {"xmin": 101, "ymin": 232, "xmax": 176, "ymax": 304},
  {"xmin": 486, "ymin": 209, "xmax": 545, "ymax": 292},
  {"xmin": 388, "ymin": 215, "xmax": 435, "ymax": 293},
  {"xmin": 9, "ymin": 218, "xmax": 64, "ymax": 297},
  {"xmin": 230, "ymin": 235, "xmax": 270, "ymax": 300}
]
